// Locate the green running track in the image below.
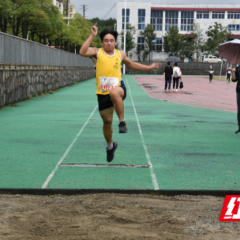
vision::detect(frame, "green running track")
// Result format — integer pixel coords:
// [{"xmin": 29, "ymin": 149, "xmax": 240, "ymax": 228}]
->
[{"xmin": 0, "ymin": 75, "xmax": 239, "ymax": 191}]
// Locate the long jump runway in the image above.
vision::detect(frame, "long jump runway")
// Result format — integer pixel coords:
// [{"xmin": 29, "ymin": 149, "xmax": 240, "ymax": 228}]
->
[{"xmin": 0, "ymin": 75, "xmax": 239, "ymax": 193}]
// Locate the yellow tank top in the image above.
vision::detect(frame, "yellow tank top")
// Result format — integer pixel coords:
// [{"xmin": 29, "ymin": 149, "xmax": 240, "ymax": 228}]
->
[{"xmin": 95, "ymin": 48, "xmax": 122, "ymax": 95}]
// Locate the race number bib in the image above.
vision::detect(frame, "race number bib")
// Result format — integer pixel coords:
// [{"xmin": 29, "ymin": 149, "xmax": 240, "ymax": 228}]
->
[
  {"xmin": 210, "ymin": 71, "xmax": 213, "ymax": 74},
  {"xmin": 99, "ymin": 77, "xmax": 119, "ymax": 92}
]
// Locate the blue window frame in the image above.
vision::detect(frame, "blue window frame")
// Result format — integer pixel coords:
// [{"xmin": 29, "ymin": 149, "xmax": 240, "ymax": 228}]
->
[
  {"xmin": 212, "ymin": 11, "xmax": 225, "ymax": 19},
  {"xmin": 151, "ymin": 11, "xmax": 163, "ymax": 31},
  {"xmin": 137, "ymin": 37, "xmax": 144, "ymax": 50},
  {"xmin": 152, "ymin": 38, "xmax": 162, "ymax": 51},
  {"xmin": 197, "ymin": 11, "xmax": 209, "ymax": 19},
  {"xmin": 181, "ymin": 11, "xmax": 194, "ymax": 32},
  {"xmin": 138, "ymin": 9, "xmax": 145, "ymax": 30},
  {"xmin": 229, "ymin": 24, "xmax": 240, "ymax": 31},
  {"xmin": 122, "ymin": 9, "xmax": 130, "ymax": 29},
  {"xmin": 165, "ymin": 11, "xmax": 178, "ymax": 31},
  {"xmin": 228, "ymin": 11, "xmax": 240, "ymax": 19}
]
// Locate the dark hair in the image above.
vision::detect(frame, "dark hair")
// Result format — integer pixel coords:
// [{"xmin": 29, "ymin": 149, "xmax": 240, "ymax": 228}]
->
[
  {"xmin": 174, "ymin": 62, "xmax": 178, "ymax": 66},
  {"xmin": 167, "ymin": 62, "xmax": 170, "ymax": 66},
  {"xmin": 100, "ymin": 29, "xmax": 118, "ymax": 42}
]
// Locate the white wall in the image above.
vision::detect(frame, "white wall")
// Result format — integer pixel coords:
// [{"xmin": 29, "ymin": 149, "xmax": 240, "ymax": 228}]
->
[{"xmin": 117, "ymin": 2, "xmax": 240, "ymax": 61}]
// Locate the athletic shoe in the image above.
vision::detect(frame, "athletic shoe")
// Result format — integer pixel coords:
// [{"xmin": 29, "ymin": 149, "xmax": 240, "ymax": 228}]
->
[
  {"xmin": 107, "ymin": 142, "xmax": 118, "ymax": 162},
  {"xmin": 176, "ymin": 89, "xmax": 178, "ymax": 91},
  {"xmin": 235, "ymin": 129, "xmax": 240, "ymax": 134},
  {"xmin": 173, "ymin": 89, "xmax": 176, "ymax": 91},
  {"xmin": 119, "ymin": 121, "xmax": 128, "ymax": 133}
]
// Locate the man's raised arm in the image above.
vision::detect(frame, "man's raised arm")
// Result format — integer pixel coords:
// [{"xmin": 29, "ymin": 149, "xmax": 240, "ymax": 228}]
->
[
  {"xmin": 121, "ymin": 51, "xmax": 161, "ymax": 71},
  {"xmin": 79, "ymin": 23, "xmax": 98, "ymax": 57}
]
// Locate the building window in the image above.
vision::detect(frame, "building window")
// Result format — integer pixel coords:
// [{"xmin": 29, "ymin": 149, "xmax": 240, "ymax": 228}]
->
[
  {"xmin": 229, "ymin": 25, "xmax": 240, "ymax": 31},
  {"xmin": 138, "ymin": 9, "xmax": 145, "ymax": 30},
  {"xmin": 122, "ymin": 9, "xmax": 130, "ymax": 29},
  {"xmin": 165, "ymin": 11, "xmax": 178, "ymax": 31},
  {"xmin": 212, "ymin": 11, "xmax": 225, "ymax": 19},
  {"xmin": 152, "ymin": 38, "xmax": 162, "ymax": 51},
  {"xmin": 137, "ymin": 37, "xmax": 144, "ymax": 50},
  {"xmin": 151, "ymin": 11, "xmax": 163, "ymax": 31},
  {"xmin": 70, "ymin": 14, "xmax": 73, "ymax": 18},
  {"xmin": 197, "ymin": 11, "xmax": 209, "ymax": 19},
  {"xmin": 70, "ymin": 7, "xmax": 73, "ymax": 12},
  {"xmin": 228, "ymin": 12, "xmax": 240, "ymax": 19},
  {"xmin": 181, "ymin": 11, "xmax": 194, "ymax": 31}
]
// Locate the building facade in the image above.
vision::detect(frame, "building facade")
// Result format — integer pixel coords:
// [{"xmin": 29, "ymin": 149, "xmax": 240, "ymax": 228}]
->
[
  {"xmin": 117, "ymin": 2, "xmax": 240, "ymax": 61},
  {"xmin": 53, "ymin": 0, "xmax": 64, "ymax": 15},
  {"xmin": 53, "ymin": 0, "xmax": 76, "ymax": 18},
  {"xmin": 70, "ymin": 5, "xmax": 76, "ymax": 18}
]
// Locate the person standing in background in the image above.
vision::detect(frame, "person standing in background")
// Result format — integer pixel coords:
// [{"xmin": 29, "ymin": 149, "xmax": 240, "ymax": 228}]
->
[
  {"xmin": 164, "ymin": 62, "xmax": 173, "ymax": 92},
  {"xmin": 189, "ymin": 54, "xmax": 192, "ymax": 63},
  {"xmin": 138, "ymin": 54, "xmax": 141, "ymax": 62},
  {"xmin": 232, "ymin": 66, "xmax": 240, "ymax": 134},
  {"xmin": 208, "ymin": 65, "xmax": 214, "ymax": 82},
  {"xmin": 226, "ymin": 66, "xmax": 232, "ymax": 82},
  {"xmin": 172, "ymin": 63, "xmax": 182, "ymax": 91}
]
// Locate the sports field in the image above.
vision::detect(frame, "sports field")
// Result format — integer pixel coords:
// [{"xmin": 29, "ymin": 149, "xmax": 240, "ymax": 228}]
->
[{"xmin": 0, "ymin": 75, "xmax": 239, "ymax": 192}]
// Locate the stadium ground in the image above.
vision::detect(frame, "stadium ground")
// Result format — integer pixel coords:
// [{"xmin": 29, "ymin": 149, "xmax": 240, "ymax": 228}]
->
[{"xmin": 0, "ymin": 75, "xmax": 239, "ymax": 193}]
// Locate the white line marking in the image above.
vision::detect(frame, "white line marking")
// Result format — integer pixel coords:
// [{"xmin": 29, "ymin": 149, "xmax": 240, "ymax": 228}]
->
[
  {"xmin": 59, "ymin": 164, "xmax": 149, "ymax": 168},
  {"xmin": 90, "ymin": 118, "xmax": 137, "ymax": 120},
  {"xmin": 125, "ymin": 76, "xmax": 159, "ymax": 190},
  {"xmin": 41, "ymin": 105, "xmax": 98, "ymax": 189}
]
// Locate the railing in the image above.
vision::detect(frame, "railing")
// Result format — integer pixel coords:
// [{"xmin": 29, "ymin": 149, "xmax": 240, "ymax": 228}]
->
[
  {"xmin": 138, "ymin": 61, "xmax": 237, "ymax": 69},
  {"xmin": 0, "ymin": 32, "xmax": 93, "ymax": 67}
]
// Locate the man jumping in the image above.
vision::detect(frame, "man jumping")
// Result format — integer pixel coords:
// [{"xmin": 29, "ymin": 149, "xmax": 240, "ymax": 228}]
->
[{"xmin": 80, "ymin": 23, "xmax": 161, "ymax": 162}]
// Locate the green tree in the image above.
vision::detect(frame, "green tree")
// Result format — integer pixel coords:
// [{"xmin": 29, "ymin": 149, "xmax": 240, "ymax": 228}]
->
[
  {"xmin": 0, "ymin": 0, "xmax": 64, "ymax": 41},
  {"xmin": 67, "ymin": 13, "xmax": 101, "ymax": 47},
  {"xmin": 27, "ymin": 0, "xmax": 64, "ymax": 42},
  {"xmin": 140, "ymin": 24, "xmax": 156, "ymax": 61},
  {"xmin": 185, "ymin": 23, "xmax": 204, "ymax": 62},
  {"xmin": 0, "ymin": 0, "xmax": 102, "ymax": 53},
  {"xmin": 89, "ymin": 17, "xmax": 116, "ymax": 34},
  {"xmin": 120, "ymin": 23, "xmax": 136, "ymax": 56},
  {"xmin": 203, "ymin": 22, "xmax": 232, "ymax": 55},
  {"xmin": 0, "ymin": 0, "xmax": 12, "ymax": 33},
  {"xmin": 164, "ymin": 26, "xmax": 187, "ymax": 56}
]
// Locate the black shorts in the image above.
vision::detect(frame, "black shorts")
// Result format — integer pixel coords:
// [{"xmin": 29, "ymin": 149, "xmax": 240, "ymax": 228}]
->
[{"xmin": 97, "ymin": 86, "xmax": 127, "ymax": 111}]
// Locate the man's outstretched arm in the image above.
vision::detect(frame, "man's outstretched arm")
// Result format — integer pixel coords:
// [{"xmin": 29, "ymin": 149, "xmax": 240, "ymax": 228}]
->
[
  {"xmin": 121, "ymin": 51, "xmax": 161, "ymax": 71},
  {"xmin": 80, "ymin": 23, "xmax": 98, "ymax": 57}
]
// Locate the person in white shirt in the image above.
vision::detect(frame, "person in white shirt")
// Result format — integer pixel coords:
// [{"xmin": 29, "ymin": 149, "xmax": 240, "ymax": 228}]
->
[
  {"xmin": 172, "ymin": 63, "xmax": 182, "ymax": 91},
  {"xmin": 226, "ymin": 66, "xmax": 232, "ymax": 82},
  {"xmin": 208, "ymin": 65, "xmax": 214, "ymax": 82}
]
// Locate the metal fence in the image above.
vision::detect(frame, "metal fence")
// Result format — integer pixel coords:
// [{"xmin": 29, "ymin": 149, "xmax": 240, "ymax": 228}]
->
[
  {"xmin": 0, "ymin": 32, "xmax": 93, "ymax": 67},
  {"xmin": 136, "ymin": 61, "xmax": 237, "ymax": 69},
  {"xmin": 177, "ymin": 62, "xmax": 227, "ymax": 70}
]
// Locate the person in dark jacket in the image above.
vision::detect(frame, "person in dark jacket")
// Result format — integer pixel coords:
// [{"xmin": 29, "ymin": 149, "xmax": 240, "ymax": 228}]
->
[
  {"xmin": 232, "ymin": 66, "xmax": 240, "ymax": 134},
  {"xmin": 164, "ymin": 62, "xmax": 173, "ymax": 91}
]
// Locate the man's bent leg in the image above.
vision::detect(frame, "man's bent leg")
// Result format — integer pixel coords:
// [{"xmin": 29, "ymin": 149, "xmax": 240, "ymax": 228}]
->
[
  {"xmin": 100, "ymin": 107, "xmax": 114, "ymax": 144},
  {"xmin": 109, "ymin": 87, "xmax": 124, "ymax": 120}
]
